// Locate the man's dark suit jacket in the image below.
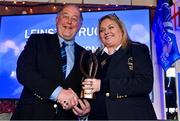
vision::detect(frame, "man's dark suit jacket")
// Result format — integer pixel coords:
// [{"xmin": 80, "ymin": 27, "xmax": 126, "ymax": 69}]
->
[
  {"xmin": 90, "ymin": 42, "xmax": 157, "ymax": 120},
  {"xmin": 11, "ymin": 33, "xmax": 85, "ymax": 120}
]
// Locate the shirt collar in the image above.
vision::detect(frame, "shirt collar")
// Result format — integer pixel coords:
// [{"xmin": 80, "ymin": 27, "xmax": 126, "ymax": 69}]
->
[
  {"xmin": 103, "ymin": 44, "xmax": 121, "ymax": 55},
  {"xmin": 58, "ymin": 35, "xmax": 75, "ymax": 47}
]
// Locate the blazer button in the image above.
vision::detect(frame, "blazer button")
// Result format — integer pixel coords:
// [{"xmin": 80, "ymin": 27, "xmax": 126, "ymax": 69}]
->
[
  {"xmin": 106, "ymin": 93, "xmax": 110, "ymax": 97},
  {"xmin": 53, "ymin": 104, "xmax": 57, "ymax": 108}
]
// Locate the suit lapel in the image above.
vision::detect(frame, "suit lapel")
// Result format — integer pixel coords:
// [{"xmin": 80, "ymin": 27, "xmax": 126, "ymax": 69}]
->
[
  {"xmin": 47, "ymin": 33, "xmax": 62, "ymax": 80},
  {"xmin": 48, "ymin": 33, "xmax": 60, "ymax": 59},
  {"xmin": 74, "ymin": 43, "xmax": 82, "ymax": 66},
  {"xmin": 63, "ymin": 42, "xmax": 83, "ymax": 81}
]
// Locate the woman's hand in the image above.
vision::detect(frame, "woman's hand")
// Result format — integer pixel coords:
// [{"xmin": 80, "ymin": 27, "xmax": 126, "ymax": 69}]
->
[{"xmin": 82, "ymin": 78, "xmax": 101, "ymax": 93}]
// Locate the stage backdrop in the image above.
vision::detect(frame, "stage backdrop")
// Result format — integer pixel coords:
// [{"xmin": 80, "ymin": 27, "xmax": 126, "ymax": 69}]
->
[{"xmin": 0, "ymin": 9, "xmax": 150, "ymax": 99}]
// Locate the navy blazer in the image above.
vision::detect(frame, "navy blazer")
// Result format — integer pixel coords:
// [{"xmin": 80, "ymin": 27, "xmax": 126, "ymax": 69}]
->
[
  {"xmin": 11, "ymin": 33, "xmax": 85, "ymax": 120},
  {"xmin": 89, "ymin": 42, "xmax": 157, "ymax": 120}
]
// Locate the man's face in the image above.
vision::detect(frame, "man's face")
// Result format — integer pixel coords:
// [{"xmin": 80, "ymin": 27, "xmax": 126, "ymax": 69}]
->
[{"xmin": 56, "ymin": 5, "xmax": 82, "ymax": 41}]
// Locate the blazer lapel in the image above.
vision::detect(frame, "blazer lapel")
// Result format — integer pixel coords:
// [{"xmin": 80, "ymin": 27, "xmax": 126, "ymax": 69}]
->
[
  {"xmin": 106, "ymin": 46, "xmax": 129, "ymax": 76},
  {"xmin": 48, "ymin": 33, "xmax": 60, "ymax": 59},
  {"xmin": 47, "ymin": 33, "xmax": 62, "ymax": 81},
  {"xmin": 64, "ymin": 42, "xmax": 83, "ymax": 80},
  {"xmin": 74, "ymin": 43, "xmax": 82, "ymax": 66}
]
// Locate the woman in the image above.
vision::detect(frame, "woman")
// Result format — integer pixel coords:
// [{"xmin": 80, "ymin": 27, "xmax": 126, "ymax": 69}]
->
[{"xmin": 82, "ymin": 13, "xmax": 157, "ymax": 120}]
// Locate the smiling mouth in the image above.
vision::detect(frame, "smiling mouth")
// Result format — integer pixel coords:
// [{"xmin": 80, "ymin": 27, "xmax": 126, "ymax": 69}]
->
[
  {"xmin": 64, "ymin": 26, "xmax": 72, "ymax": 30},
  {"xmin": 105, "ymin": 35, "xmax": 112, "ymax": 40}
]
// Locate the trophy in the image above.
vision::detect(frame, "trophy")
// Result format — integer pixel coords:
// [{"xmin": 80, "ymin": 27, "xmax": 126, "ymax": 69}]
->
[{"xmin": 79, "ymin": 50, "xmax": 98, "ymax": 99}]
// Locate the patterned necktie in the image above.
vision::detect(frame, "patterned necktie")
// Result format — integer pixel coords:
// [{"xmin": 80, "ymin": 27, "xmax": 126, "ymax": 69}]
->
[{"xmin": 61, "ymin": 42, "xmax": 67, "ymax": 80}]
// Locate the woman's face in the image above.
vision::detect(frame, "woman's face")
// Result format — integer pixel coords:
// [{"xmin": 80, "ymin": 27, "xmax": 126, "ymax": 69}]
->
[{"xmin": 99, "ymin": 18, "xmax": 123, "ymax": 49}]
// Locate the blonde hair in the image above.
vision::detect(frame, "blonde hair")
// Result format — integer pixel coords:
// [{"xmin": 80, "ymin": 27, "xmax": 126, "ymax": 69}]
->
[{"xmin": 98, "ymin": 13, "xmax": 131, "ymax": 48}]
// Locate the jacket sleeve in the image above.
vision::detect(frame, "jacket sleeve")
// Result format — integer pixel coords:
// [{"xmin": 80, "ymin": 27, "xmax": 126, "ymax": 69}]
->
[
  {"xmin": 109, "ymin": 44, "xmax": 154, "ymax": 98},
  {"xmin": 16, "ymin": 34, "xmax": 59, "ymax": 100}
]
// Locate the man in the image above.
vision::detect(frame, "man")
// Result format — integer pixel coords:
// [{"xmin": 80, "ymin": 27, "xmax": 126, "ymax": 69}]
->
[{"xmin": 11, "ymin": 4, "xmax": 90, "ymax": 120}]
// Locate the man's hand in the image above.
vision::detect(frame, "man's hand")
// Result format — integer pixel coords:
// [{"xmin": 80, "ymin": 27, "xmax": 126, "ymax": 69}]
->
[
  {"xmin": 72, "ymin": 99, "xmax": 91, "ymax": 117},
  {"xmin": 57, "ymin": 88, "xmax": 78, "ymax": 110}
]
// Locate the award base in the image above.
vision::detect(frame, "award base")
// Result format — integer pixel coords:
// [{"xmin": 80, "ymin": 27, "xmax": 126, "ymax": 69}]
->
[{"xmin": 80, "ymin": 90, "xmax": 95, "ymax": 99}]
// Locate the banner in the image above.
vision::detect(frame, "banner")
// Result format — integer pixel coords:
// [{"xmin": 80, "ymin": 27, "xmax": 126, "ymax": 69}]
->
[
  {"xmin": 153, "ymin": 0, "xmax": 180, "ymax": 71},
  {"xmin": 0, "ymin": 9, "xmax": 151, "ymax": 99}
]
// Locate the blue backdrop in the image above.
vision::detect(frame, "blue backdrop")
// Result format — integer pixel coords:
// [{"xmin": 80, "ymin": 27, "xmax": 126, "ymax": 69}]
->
[{"xmin": 0, "ymin": 9, "xmax": 150, "ymax": 99}]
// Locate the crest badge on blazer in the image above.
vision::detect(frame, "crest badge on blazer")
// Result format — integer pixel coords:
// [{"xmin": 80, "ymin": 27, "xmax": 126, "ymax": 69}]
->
[{"xmin": 128, "ymin": 57, "xmax": 133, "ymax": 71}]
